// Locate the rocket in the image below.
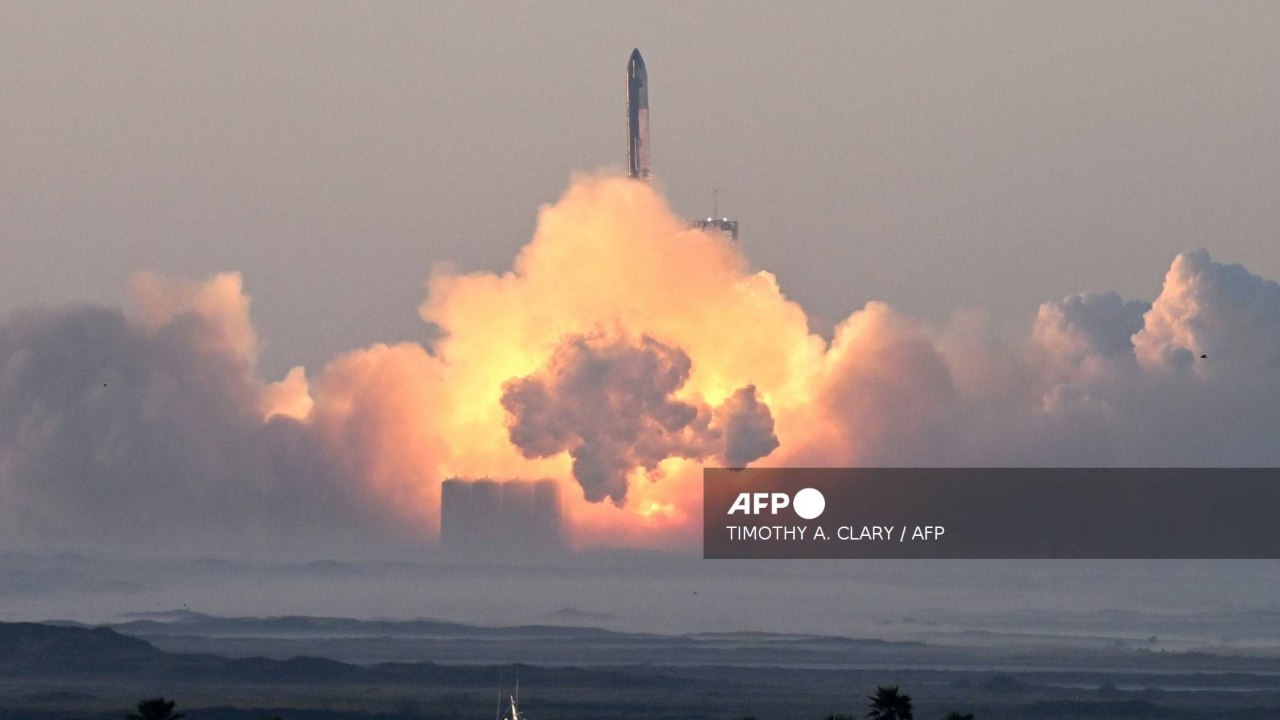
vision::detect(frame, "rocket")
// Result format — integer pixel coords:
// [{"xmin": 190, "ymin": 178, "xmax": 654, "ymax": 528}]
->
[{"xmin": 627, "ymin": 48, "xmax": 650, "ymax": 180}]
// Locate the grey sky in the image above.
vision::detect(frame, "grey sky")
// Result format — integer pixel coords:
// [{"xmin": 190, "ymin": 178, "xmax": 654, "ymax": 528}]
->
[{"xmin": 3, "ymin": 1, "xmax": 1280, "ymax": 377}]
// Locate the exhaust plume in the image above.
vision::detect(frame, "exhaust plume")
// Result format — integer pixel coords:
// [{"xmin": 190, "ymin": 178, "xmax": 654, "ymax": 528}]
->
[
  {"xmin": 501, "ymin": 333, "xmax": 777, "ymax": 504},
  {"xmin": 2, "ymin": 177, "xmax": 1280, "ymax": 555}
]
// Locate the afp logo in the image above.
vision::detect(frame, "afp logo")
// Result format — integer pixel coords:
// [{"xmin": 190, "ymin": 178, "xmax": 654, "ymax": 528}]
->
[{"xmin": 726, "ymin": 487, "xmax": 825, "ymax": 520}]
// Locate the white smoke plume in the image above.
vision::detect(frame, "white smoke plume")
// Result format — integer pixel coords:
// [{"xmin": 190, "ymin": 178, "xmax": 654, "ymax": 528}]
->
[{"xmin": 0, "ymin": 274, "xmax": 422, "ymax": 558}]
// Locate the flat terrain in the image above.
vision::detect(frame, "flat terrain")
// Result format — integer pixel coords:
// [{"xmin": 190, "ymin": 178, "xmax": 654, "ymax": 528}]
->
[{"xmin": 2, "ymin": 617, "xmax": 1280, "ymax": 720}]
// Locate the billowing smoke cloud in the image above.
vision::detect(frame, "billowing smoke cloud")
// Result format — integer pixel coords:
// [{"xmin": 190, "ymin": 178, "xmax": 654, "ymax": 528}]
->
[
  {"xmin": 3, "ymin": 176, "xmax": 1280, "ymax": 555},
  {"xmin": 716, "ymin": 385, "xmax": 781, "ymax": 468},
  {"xmin": 501, "ymin": 333, "xmax": 777, "ymax": 504},
  {"xmin": 775, "ymin": 248, "xmax": 1280, "ymax": 469},
  {"xmin": 0, "ymin": 274, "xmax": 426, "ymax": 558}
]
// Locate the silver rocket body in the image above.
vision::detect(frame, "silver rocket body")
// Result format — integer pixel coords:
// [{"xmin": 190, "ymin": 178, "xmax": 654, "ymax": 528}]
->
[{"xmin": 627, "ymin": 49, "xmax": 650, "ymax": 180}]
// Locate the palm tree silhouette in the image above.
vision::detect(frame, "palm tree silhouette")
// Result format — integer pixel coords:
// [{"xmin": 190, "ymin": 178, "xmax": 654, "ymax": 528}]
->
[
  {"xmin": 866, "ymin": 686, "xmax": 913, "ymax": 720},
  {"xmin": 126, "ymin": 698, "xmax": 183, "ymax": 720}
]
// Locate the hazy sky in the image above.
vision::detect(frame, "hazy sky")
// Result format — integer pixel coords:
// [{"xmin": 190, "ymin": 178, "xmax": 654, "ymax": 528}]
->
[{"xmin": 4, "ymin": 2, "xmax": 1280, "ymax": 377}]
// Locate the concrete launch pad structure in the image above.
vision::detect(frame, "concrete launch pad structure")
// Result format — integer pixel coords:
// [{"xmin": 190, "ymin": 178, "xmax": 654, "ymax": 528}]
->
[{"xmin": 439, "ymin": 478, "xmax": 567, "ymax": 560}]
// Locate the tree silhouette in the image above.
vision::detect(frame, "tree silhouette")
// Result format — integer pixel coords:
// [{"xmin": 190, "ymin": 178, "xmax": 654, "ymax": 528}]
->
[
  {"xmin": 867, "ymin": 686, "xmax": 913, "ymax": 720},
  {"xmin": 943, "ymin": 714, "xmax": 974, "ymax": 720},
  {"xmin": 127, "ymin": 698, "xmax": 183, "ymax": 720}
]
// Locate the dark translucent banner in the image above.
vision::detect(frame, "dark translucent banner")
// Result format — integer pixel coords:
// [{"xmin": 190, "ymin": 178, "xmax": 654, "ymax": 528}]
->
[{"xmin": 703, "ymin": 468, "xmax": 1280, "ymax": 559}]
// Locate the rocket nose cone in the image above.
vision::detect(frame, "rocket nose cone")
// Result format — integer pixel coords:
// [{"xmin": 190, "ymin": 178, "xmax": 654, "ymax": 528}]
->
[{"xmin": 629, "ymin": 48, "xmax": 645, "ymax": 70}]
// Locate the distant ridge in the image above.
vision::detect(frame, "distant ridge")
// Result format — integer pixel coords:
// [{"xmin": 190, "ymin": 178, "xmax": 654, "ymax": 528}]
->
[
  {"xmin": 0, "ymin": 622, "xmax": 361, "ymax": 682},
  {"xmin": 30, "ymin": 613, "xmax": 1280, "ymax": 679},
  {"xmin": 0, "ymin": 623, "xmax": 155, "ymax": 675},
  {"xmin": 0, "ymin": 621, "xmax": 683, "ymax": 689},
  {"xmin": 544, "ymin": 607, "xmax": 617, "ymax": 623}
]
